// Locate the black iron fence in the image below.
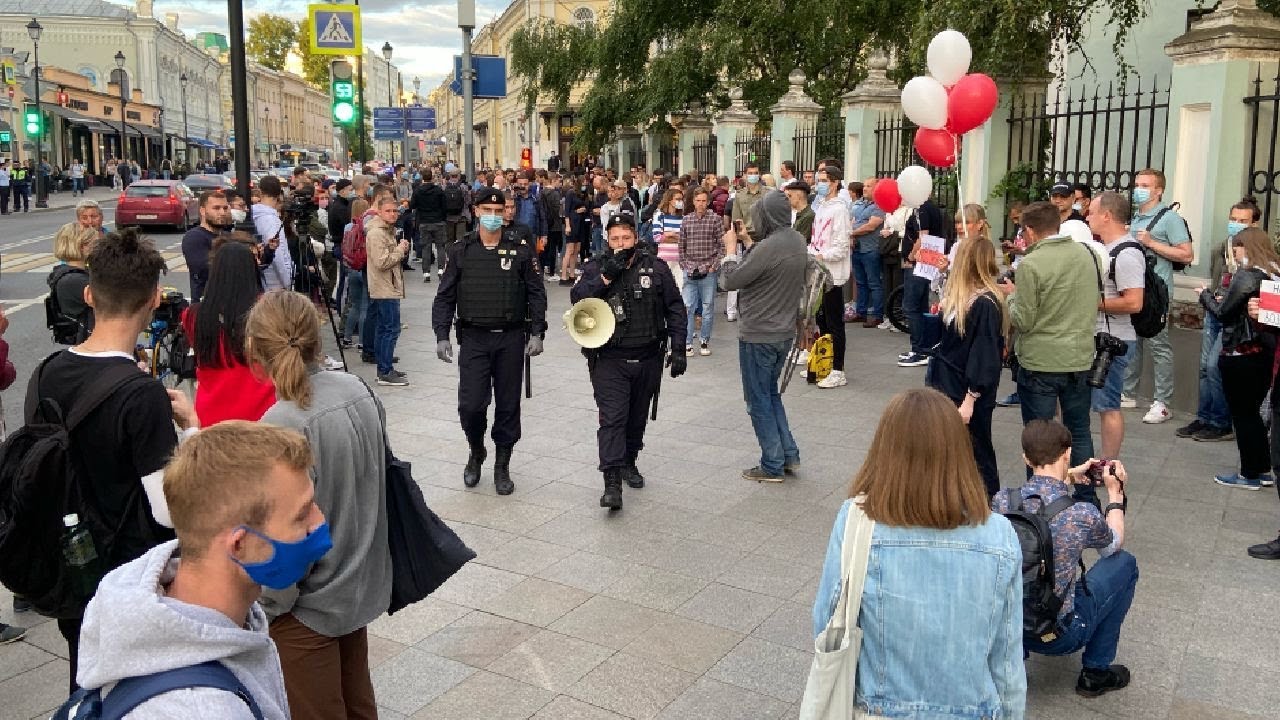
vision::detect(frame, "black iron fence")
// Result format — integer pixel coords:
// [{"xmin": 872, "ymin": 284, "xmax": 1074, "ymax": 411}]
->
[
  {"xmin": 626, "ymin": 148, "xmax": 644, "ymax": 171},
  {"xmin": 1245, "ymin": 63, "xmax": 1280, "ymax": 234},
  {"xmin": 658, "ymin": 145, "xmax": 678, "ymax": 174},
  {"xmin": 792, "ymin": 114, "xmax": 844, "ymax": 174},
  {"xmin": 1004, "ymin": 77, "xmax": 1170, "ymax": 205},
  {"xmin": 873, "ymin": 112, "xmax": 959, "ymax": 220},
  {"xmin": 733, "ymin": 131, "xmax": 771, "ymax": 176},
  {"xmin": 690, "ymin": 132, "xmax": 717, "ymax": 178}
]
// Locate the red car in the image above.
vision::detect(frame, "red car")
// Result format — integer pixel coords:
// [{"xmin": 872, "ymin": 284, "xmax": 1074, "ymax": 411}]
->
[{"xmin": 115, "ymin": 180, "xmax": 199, "ymax": 230}]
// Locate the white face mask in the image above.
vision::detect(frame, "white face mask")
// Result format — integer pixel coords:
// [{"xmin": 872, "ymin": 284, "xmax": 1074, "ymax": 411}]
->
[
  {"xmin": 673, "ymin": 200, "xmax": 684, "ymax": 210},
  {"xmin": 230, "ymin": 208, "xmax": 247, "ymax": 223}
]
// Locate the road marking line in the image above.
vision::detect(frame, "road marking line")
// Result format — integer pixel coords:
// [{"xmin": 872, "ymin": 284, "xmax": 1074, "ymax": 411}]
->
[{"xmin": 0, "ymin": 294, "xmax": 48, "ymax": 315}]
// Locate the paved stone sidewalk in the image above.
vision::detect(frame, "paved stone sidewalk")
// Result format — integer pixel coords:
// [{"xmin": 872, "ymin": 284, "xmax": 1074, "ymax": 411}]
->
[{"xmin": 0, "ymin": 277, "xmax": 1276, "ymax": 719}]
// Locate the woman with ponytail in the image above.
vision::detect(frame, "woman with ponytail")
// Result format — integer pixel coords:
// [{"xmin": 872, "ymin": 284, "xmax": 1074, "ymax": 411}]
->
[
  {"xmin": 1200, "ymin": 227, "xmax": 1280, "ymax": 490},
  {"xmin": 245, "ymin": 289, "xmax": 391, "ymax": 720}
]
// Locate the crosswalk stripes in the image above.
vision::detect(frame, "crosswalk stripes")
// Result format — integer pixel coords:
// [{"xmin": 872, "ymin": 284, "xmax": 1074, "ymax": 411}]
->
[{"xmin": 1, "ymin": 251, "xmax": 189, "ymax": 273}]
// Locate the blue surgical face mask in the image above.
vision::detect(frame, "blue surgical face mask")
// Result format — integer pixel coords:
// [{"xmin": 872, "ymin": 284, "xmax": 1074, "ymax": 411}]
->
[
  {"xmin": 479, "ymin": 214, "xmax": 503, "ymax": 232},
  {"xmin": 233, "ymin": 523, "xmax": 332, "ymax": 590},
  {"xmin": 1227, "ymin": 221, "xmax": 1247, "ymax": 237},
  {"xmin": 815, "ymin": 181, "xmax": 830, "ymax": 198},
  {"xmin": 1132, "ymin": 188, "xmax": 1150, "ymax": 205},
  {"xmin": 746, "ymin": 174, "xmax": 759, "ymax": 185}
]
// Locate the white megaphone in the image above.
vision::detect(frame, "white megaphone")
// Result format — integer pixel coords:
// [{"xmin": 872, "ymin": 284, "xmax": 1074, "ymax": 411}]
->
[{"xmin": 563, "ymin": 298, "xmax": 616, "ymax": 348}]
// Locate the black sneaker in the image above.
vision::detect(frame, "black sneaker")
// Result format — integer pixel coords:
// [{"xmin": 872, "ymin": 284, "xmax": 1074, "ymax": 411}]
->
[
  {"xmin": 0, "ymin": 624, "xmax": 27, "ymax": 644},
  {"xmin": 1176, "ymin": 419, "xmax": 1206, "ymax": 438},
  {"xmin": 742, "ymin": 466, "xmax": 784, "ymax": 483},
  {"xmin": 1193, "ymin": 426, "xmax": 1234, "ymax": 442},
  {"xmin": 1076, "ymin": 665, "xmax": 1130, "ymax": 698},
  {"xmin": 361, "ymin": 353, "xmax": 376, "ymax": 364},
  {"xmin": 376, "ymin": 372, "xmax": 410, "ymax": 386},
  {"xmin": 12, "ymin": 596, "xmax": 31, "ymax": 614},
  {"xmin": 1247, "ymin": 536, "xmax": 1280, "ymax": 560}
]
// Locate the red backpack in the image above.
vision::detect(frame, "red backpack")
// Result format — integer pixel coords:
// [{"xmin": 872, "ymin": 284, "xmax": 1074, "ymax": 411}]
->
[{"xmin": 342, "ymin": 210, "xmax": 370, "ymax": 271}]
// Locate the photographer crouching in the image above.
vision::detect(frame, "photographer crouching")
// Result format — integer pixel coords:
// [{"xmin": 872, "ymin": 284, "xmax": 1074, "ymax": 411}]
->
[{"xmin": 994, "ymin": 419, "xmax": 1137, "ymax": 699}]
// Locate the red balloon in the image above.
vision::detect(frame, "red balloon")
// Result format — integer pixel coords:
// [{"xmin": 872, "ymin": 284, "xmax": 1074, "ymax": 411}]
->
[
  {"xmin": 872, "ymin": 178, "xmax": 902, "ymax": 213},
  {"xmin": 914, "ymin": 128, "xmax": 958, "ymax": 168},
  {"xmin": 947, "ymin": 73, "xmax": 998, "ymax": 134}
]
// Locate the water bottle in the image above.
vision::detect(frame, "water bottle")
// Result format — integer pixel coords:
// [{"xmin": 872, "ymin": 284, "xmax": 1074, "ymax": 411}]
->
[{"xmin": 61, "ymin": 514, "xmax": 102, "ymax": 598}]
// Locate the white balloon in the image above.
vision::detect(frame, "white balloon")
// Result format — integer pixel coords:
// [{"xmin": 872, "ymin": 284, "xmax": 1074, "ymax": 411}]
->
[
  {"xmin": 901, "ymin": 76, "xmax": 949, "ymax": 131},
  {"xmin": 927, "ymin": 30, "xmax": 972, "ymax": 88},
  {"xmin": 897, "ymin": 165, "xmax": 933, "ymax": 209}
]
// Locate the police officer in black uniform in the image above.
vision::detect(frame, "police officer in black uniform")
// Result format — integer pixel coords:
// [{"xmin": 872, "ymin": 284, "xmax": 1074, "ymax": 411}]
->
[
  {"xmin": 433, "ymin": 188, "xmax": 548, "ymax": 495},
  {"xmin": 571, "ymin": 212, "xmax": 687, "ymax": 511}
]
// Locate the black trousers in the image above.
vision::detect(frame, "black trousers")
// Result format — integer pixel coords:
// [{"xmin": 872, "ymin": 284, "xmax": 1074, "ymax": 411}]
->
[
  {"xmin": 1222, "ymin": 352, "xmax": 1272, "ymax": 478},
  {"xmin": 968, "ymin": 396, "xmax": 1000, "ymax": 497},
  {"xmin": 12, "ymin": 183, "xmax": 29, "ymax": 212},
  {"xmin": 457, "ymin": 327, "xmax": 525, "ymax": 448},
  {"xmin": 814, "ymin": 285, "xmax": 847, "ymax": 372},
  {"xmin": 590, "ymin": 351, "xmax": 662, "ymax": 471},
  {"xmin": 59, "ymin": 616, "xmax": 81, "ymax": 693},
  {"xmin": 540, "ymin": 230, "xmax": 563, "ymax": 274}
]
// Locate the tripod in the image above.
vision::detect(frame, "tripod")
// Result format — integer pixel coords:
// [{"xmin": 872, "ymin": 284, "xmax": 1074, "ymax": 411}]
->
[{"xmin": 291, "ymin": 212, "xmax": 348, "ymax": 372}]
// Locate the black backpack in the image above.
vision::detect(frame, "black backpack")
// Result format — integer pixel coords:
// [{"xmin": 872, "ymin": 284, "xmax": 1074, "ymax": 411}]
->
[
  {"xmin": 1108, "ymin": 240, "xmax": 1169, "ymax": 339},
  {"xmin": 1002, "ymin": 492, "xmax": 1078, "ymax": 641},
  {"xmin": 0, "ymin": 355, "xmax": 149, "ymax": 618},
  {"xmin": 45, "ymin": 267, "xmax": 90, "ymax": 345},
  {"xmin": 443, "ymin": 184, "xmax": 465, "ymax": 215},
  {"xmin": 1149, "ymin": 203, "xmax": 1192, "ymax": 272},
  {"xmin": 53, "ymin": 660, "xmax": 263, "ymax": 720}
]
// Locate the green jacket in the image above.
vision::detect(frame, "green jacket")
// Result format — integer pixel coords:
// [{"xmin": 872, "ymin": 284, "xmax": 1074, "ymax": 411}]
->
[
  {"xmin": 793, "ymin": 205, "xmax": 815, "ymax": 240},
  {"xmin": 1009, "ymin": 234, "xmax": 1098, "ymax": 373}
]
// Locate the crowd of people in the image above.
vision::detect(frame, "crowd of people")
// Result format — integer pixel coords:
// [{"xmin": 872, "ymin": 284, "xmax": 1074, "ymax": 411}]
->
[{"xmin": 1, "ymin": 148, "xmax": 1277, "ymax": 719}]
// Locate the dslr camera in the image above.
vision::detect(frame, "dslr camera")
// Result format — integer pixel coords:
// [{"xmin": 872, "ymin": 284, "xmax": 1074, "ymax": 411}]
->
[{"xmin": 1087, "ymin": 332, "xmax": 1128, "ymax": 389}]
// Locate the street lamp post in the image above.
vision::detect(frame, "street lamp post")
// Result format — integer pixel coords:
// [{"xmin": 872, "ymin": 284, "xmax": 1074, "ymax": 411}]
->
[
  {"xmin": 179, "ymin": 72, "xmax": 189, "ymax": 167},
  {"xmin": 282, "ymin": 113, "xmax": 288, "ymax": 164},
  {"xmin": 27, "ymin": 18, "xmax": 47, "ymax": 208},
  {"xmin": 114, "ymin": 50, "xmax": 127, "ymax": 172},
  {"xmin": 381, "ymin": 41, "xmax": 393, "ymax": 165},
  {"xmin": 263, "ymin": 106, "xmax": 270, "ymax": 164}
]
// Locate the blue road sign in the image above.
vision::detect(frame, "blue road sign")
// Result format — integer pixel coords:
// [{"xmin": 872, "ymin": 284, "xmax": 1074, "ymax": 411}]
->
[
  {"xmin": 451, "ymin": 55, "xmax": 507, "ymax": 99},
  {"xmin": 406, "ymin": 119, "xmax": 436, "ymax": 132},
  {"xmin": 373, "ymin": 117, "xmax": 405, "ymax": 130},
  {"xmin": 373, "ymin": 128, "xmax": 405, "ymax": 140},
  {"xmin": 373, "ymin": 107, "xmax": 404, "ymax": 121},
  {"xmin": 406, "ymin": 107, "xmax": 435, "ymax": 121}
]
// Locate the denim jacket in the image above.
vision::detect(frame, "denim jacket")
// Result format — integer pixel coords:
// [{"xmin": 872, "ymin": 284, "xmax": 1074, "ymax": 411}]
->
[{"xmin": 814, "ymin": 500, "xmax": 1026, "ymax": 719}]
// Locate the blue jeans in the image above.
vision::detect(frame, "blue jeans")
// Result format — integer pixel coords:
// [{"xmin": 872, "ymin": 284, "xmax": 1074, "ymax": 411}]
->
[
  {"xmin": 591, "ymin": 225, "xmax": 604, "ymax": 256},
  {"xmin": 682, "ymin": 271, "xmax": 718, "ymax": 346},
  {"xmin": 902, "ymin": 269, "xmax": 931, "ymax": 353},
  {"xmin": 1017, "ymin": 364, "xmax": 1097, "ymax": 504},
  {"xmin": 360, "ymin": 289, "xmax": 377, "ymax": 353},
  {"xmin": 1025, "ymin": 550, "xmax": 1138, "ymax": 670},
  {"xmin": 71, "ymin": 178, "xmax": 85, "ymax": 195},
  {"xmin": 1090, "ymin": 340, "xmax": 1135, "ymax": 412},
  {"xmin": 371, "ymin": 298, "xmax": 401, "ymax": 375},
  {"xmin": 344, "ymin": 269, "xmax": 368, "ymax": 342},
  {"xmin": 852, "ymin": 250, "xmax": 883, "ymax": 319},
  {"xmin": 1197, "ymin": 314, "xmax": 1230, "ymax": 429},
  {"xmin": 738, "ymin": 340, "xmax": 800, "ymax": 475}
]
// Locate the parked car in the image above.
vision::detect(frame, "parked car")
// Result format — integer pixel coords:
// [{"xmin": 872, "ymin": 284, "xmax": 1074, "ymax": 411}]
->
[
  {"xmin": 182, "ymin": 173, "xmax": 233, "ymax": 195},
  {"xmin": 115, "ymin": 181, "xmax": 199, "ymax": 231}
]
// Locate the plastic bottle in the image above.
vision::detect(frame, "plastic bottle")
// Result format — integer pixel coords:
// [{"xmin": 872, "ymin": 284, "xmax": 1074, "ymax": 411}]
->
[{"xmin": 61, "ymin": 513, "xmax": 101, "ymax": 597}]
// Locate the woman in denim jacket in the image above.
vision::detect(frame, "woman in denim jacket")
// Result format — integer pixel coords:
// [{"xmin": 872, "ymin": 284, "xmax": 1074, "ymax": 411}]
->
[{"xmin": 813, "ymin": 388, "xmax": 1026, "ymax": 719}]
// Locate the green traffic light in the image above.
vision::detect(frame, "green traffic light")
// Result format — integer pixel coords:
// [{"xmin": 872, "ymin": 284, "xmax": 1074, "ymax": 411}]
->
[{"xmin": 333, "ymin": 102, "xmax": 355, "ymax": 124}]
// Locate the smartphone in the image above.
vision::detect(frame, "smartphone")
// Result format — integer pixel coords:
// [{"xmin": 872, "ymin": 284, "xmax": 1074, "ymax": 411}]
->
[{"xmin": 733, "ymin": 219, "xmax": 745, "ymax": 233}]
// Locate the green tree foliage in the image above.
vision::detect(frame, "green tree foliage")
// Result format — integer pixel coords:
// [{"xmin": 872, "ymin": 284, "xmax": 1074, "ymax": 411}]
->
[
  {"xmin": 509, "ymin": 0, "xmax": 1157, "ymax": 151},
  {"xmin": 342, "ymin": 109, "xmax": 374, "ymax": 163},
  {"xmin": 246, "ymin": 14, "xmax": 297, "ymax": 72},
  {"xmin": 295, "ymin": 20, "xmax": 331, "ymax": 89}
]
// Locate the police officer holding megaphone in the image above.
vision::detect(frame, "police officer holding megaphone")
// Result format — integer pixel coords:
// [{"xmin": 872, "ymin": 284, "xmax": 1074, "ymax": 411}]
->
[
  {"xmin": 433, "ymin": 188, "xmax": 548, "ymax": 496},
  {"xmin": 569, "ymin": 212, "xmax": 687, "ymax": 511}
]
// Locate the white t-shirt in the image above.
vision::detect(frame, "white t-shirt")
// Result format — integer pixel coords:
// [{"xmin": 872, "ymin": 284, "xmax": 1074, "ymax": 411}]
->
[
  {"xmin": 1097, "ymin": 234, "xmax": 1145, "ymax": 342},
  {"xmin": 70, "ymin": 163, "xmax": 85, "ymax": 179}
]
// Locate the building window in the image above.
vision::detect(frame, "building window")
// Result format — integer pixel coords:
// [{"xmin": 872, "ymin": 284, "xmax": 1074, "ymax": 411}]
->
[
  {"xmin": 78, "ymin": 67, "xmax": 99, "ymax": 90},
  {"xmin": 573, "ymin": 7, "xmax": 594, "ymax": 28}
]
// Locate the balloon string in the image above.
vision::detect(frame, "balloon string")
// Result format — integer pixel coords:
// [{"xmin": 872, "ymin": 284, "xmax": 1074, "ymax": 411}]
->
[{"xmin": 955, "ymin": 132, "xmax": 968, "ymax": 241}]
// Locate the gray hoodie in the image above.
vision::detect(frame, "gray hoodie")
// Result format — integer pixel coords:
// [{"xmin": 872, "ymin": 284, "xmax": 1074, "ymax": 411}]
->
[
  {"xmin": 73, "ymin": 540, "xmax": 291, "ymax": 719},
  {"xmin": 719, "ymin": 189, "xmax": 808, "ymax": 343}
]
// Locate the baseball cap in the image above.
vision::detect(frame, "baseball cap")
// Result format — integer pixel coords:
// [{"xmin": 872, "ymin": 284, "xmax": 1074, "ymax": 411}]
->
[
  {"xmin": 474, "ymin": 188, "xmax": 505, "ymax": 207},
  {"xmin": 611, "ymin": 179, "xmax": 628, "ymax": 189},
  {"xmin": 335, "ymin": 179, "xmax": 352, "ymax": 193},
  {"xmin": 1050, "ymin": 182, "xmax": 1072, "ymax": 197}
]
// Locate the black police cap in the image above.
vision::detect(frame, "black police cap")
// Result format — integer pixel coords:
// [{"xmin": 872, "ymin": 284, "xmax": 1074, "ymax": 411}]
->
[
  {"xmin": 605, "ymin": 212, "xmax": 636, "ymax": 230},
  {"xmin": 474, "ymin": 188, "xmax": 506, "ymax": 207}
]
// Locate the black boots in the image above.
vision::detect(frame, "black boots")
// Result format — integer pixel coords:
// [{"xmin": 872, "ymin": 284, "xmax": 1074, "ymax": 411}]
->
[
  {"xmin": 494, "ymin": 445, "xmax": 515, "ymax": 496},
  {"xmin": 1076, "ymin": 665, "xmax": 1130, "ymax": 698},
  {"xmin": 622, "ymin": 454, "xmax": 645, "ymax": 489},
  {"xmin": 463, "ymin": 445, "xmax": 486, "ymax": 488},
  {"xmin": 600, "ymin": 469, "xmax": 623, "ymax": 510}
]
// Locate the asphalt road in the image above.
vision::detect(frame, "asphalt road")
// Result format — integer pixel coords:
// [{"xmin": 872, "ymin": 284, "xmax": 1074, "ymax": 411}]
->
[{"xmin": 0, "ymin": 200, "xmax": 193, "ymax": 431}]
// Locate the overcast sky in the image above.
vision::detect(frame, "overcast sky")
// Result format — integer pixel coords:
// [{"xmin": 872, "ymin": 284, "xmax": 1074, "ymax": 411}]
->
[{"xmin": 151, "ymin": 0, "xmax": 511, "ymax": 93}]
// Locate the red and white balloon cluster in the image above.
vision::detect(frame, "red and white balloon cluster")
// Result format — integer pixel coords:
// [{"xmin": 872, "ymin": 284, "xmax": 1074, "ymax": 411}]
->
[{"xmin": 874, "ymin": 30, "xmax": 999, "ymax": 214}]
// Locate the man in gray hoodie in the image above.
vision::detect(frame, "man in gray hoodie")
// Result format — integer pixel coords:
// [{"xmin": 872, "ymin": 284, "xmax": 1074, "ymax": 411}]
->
[
  {"xmin": 68, "ymin": 421, "xmax": 326, "ymax": 719},
  {"xmin": 720, "ymin": 189, "xmax": 808, "ymax": 481}
]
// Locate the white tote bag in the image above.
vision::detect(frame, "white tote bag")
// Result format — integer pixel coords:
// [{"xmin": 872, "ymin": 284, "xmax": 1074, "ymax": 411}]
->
[{"xmin": 799, "ymin": 500, "xmax": 875, "ymax": 720}]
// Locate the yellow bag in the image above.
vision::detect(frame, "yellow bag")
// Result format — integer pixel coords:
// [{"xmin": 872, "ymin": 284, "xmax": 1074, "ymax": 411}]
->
[{"xmin": 807, "ymin": 334, "xmax": 834, "ymax": 384}]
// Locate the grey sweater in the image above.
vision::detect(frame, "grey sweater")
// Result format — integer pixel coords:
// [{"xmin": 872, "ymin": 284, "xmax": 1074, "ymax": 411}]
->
[
  {"xmin": 260, "ymin": 369, "xmax": 392, "ymax": 637},
  {"xmin": 719, "ymin": 189, "xmax": 808, "ymax": 343}
]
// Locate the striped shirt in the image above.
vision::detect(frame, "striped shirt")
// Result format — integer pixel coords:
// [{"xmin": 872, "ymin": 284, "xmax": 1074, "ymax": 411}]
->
[{"xmin": 653, "ymin": 211, "xmax": 683, "ymax": 262}]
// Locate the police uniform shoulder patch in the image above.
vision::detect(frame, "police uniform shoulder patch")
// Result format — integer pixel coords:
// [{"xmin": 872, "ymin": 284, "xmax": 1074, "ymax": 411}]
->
[{"xmin": 640, "ymin": 275, "xmax": 651, "ymax": 289}]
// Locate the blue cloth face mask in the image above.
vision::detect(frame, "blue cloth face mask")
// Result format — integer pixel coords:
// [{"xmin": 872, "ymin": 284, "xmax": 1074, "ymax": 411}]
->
[
  {"xmin": 745, "ymin": 174, "xmax": 760, "ymax": 185},
  {"xmin": 1227, "ymin": 221, "xmax": 1247, "ymax": 237},
  {"xmin": 233, "ymin": 523, "xmax": 332, "ymax": 590},
  {"xmin": 1132, "ymin": 188, "xmax": 1150, "ymax": 205},
  {"xmin": 815, "ymin": 181, "xmax": 830, "ymax": 198},
  {"xmin": 479, "ymin": 214, "xmax": 503, "ymax": 232}
]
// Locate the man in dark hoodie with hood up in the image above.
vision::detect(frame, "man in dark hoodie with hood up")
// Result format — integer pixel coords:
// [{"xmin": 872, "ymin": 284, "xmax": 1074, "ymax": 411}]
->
[{"xmin": 720, "ymin": 189, "xmax": 808, "ymax": 482}]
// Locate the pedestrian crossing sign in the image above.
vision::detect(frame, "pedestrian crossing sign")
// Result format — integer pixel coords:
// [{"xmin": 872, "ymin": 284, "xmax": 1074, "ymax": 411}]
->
[{"xmin": 308, "ymin": 4, "xmax": 360, "ymax": 55}]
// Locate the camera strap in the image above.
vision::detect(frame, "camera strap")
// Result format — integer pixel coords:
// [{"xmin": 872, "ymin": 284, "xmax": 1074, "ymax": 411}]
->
[{"xmin": 1086, "ymin": 243, "xmax": 1112, "ymax": 336}]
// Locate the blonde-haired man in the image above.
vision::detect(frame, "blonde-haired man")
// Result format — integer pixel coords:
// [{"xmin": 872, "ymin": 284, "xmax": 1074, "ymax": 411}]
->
[{"xmin": 68, "ymin": 421, "xmax": 327, "ymax": 719}]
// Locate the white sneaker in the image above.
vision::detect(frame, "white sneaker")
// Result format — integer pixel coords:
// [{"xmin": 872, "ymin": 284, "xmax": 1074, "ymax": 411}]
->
[
  {"xmin": 725, "ymin": 311, "xmax": 738, "ymax": 322},
  {"xmin": 438, "ymin": 268, "xmax": 444, "ymax": 277},
  {"xmin": 322, "ymin": 355, "xmax": 344, "ymax": 371},
  {"xmin": 878, "ymin": 320, "xmax": 894, "ymax": 330},
  {"xmin": 817, "ymin": 370, "xmax": 848, "ymax": 389},
  {"xmin": 699, "ymin": 342, "xmax": 711, "ymax": 356},
  {"xmin": 1143, "ymin": 401, "xmax": 1172, "ymax": 424},
  {"xmin": 685, "ymin": 346, "xmax": 695, "ymax": 357},
  {"xmin": 1120, "ymin": 394, "xmax": 1137, "ymax": 409},
  {"xmin": 795, "ymin": 349, "xmax": 810, "ymax": 366}
]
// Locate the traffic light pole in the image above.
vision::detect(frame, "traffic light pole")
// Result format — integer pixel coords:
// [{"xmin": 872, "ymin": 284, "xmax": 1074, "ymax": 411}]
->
[
  {"xmin": 227, "ymin": 0, "xmax": 253, "ymax": 211},
  {"xmin": 31, "ymin": 35, "xmax": 45, "ymax": 208},
  {"xmin": 461, "ymin": 25, "xmax": 474, "ymax": 178}
]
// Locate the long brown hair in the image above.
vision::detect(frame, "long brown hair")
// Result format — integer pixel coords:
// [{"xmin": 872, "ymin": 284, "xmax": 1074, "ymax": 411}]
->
[
  {"xmin": 940, "ymin": 219, "xmax": 1009, "ymax": 337},
  {"xmin": 245, "ymin": 290, "xmax": 321, "ymax": 410},
  {"xmin": 1234, "ymin": 227, "xmax": 1280, "ymax": 277},
  {"xmin": 849, "ymin": 388, "xmax": 991, "ymax": 528}
]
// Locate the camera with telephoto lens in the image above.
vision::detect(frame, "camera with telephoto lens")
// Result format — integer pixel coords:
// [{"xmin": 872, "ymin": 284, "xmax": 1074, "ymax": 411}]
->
[
  {"xmin": 153, "ymin": 288, "xmax": 188, "ymax": 329},
  {"xmin": 1087, "ymin": 332, "xmax": 1128, "ymax": 389}
]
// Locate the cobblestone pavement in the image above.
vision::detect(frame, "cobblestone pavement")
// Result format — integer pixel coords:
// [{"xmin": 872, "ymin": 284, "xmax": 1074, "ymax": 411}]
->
[{"xmin": 0, "ymin": 275, "xmax": 1274, "ymax": 719}]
